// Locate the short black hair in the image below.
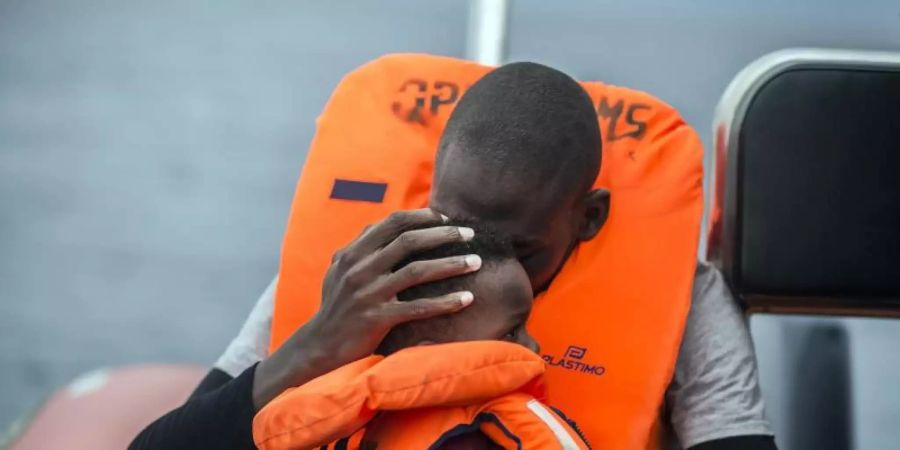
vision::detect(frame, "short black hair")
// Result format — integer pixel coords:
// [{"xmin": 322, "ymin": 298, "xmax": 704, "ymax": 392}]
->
[
  {"xmin": 436, "ymin": 62, "xmax": 601, "ymax": 196},
  {"xmin": 394, "ymin": 223, "xmax": 514, "ymax": 301},
  {"xmin": 376, "ymin": 223, "xmax": 515, "ymax": 355}
]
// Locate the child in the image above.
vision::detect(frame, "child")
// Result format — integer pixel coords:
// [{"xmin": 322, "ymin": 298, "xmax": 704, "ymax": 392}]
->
[
  {"xmin": 254, "ymin": 225, "xmax": 589, "ymax": 450},
  {"xmin": 376, "ymin": 225, "xmax": 538, "ymax": 356}
]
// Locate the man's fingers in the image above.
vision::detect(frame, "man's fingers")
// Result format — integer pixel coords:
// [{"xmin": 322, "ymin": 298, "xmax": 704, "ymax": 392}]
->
[
  {"xmin": 374, "ymin": 226, "xmax": 474, "ymax": 271},
  {"xmin": 381, "ymin": 254, "xmax": 482, "ymax": 294},
  {"xmin": 383, "ymin": 291, "xmax": 475, "ymax": 325},
  {"xmin": 352, "ymin": 209, "xmax": 448, "ymax": 256}
]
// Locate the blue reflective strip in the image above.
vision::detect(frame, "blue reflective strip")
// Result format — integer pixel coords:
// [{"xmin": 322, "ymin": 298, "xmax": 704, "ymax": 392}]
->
[{"xmin": 330, "ymin": 179, "xmax": 387, "ymax": 203}]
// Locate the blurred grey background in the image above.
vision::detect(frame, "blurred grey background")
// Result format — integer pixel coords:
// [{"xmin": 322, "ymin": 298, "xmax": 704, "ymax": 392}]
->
[{"xmin": 0, "ymin": 1, "xmax": 898, "ymax": 448}]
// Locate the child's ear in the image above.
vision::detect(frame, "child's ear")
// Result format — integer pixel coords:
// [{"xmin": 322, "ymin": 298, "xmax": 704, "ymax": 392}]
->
[{"xmin": 577, "ymin": 188, "xmax": 610, "ymax": 241}]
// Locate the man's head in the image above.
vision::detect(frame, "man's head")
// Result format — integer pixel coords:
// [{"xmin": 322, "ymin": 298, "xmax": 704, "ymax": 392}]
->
[
  {"xmin": 376, "ymin": 225, "xmax": 537, "ymax": 356},
  {"xmin": 431, "ymin": 62, "xmax": 609, "ymax": 293}
]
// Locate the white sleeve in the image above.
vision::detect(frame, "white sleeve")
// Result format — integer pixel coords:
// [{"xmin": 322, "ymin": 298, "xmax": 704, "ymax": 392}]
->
[
  {"xmin": 666, "ymin": 262, "xmax": 774, "ymax": 448},
  {"xmin": 213, "ymin": 276, "xmax": 277, "ymax": 378}
]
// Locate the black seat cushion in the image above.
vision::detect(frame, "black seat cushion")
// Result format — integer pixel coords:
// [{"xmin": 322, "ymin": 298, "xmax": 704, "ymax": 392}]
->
[{"xmin": 735, "ymin": 68, "xmax": 900, "ymax": 299}]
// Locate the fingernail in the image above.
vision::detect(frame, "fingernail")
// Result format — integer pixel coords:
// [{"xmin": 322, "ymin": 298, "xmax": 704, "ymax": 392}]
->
[
  {"xmin": 440, "ymin": 213, "xmax": 450, "ymax": 223},
  {"xmin": 459, "ymin": 227, "xmax": 474, "ymax": 241},
  {"xmin": 465, "ymin": 254, "xmax": 482, "ymax": 270},
  {"xmin": 459, "ymin": 291, "xmax": 474, "ymax": 306}
]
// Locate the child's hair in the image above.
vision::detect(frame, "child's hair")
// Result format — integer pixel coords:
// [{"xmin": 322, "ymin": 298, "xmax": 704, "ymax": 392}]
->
[
  {"xmin": 376, "ymin": 222, "xmax": 515, "ymax": 355},
  {"xmin": 395, "ymin": 223, "xmax": 514, "ymax": 301}
]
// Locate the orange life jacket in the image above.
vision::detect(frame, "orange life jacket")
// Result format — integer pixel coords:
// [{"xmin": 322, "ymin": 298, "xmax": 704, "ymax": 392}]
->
[
  {"xmin": 253, "ymin": 341, "xmax": 590, "ymax": 450},
  {"xmin": 270, "ymin": 53, "xmax": 704, "ymax": 449}
]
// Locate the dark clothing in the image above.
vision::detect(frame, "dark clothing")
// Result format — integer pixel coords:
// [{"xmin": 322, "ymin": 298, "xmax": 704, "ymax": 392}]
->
[
  {"xmin": 129, "ymin": 366, "xmax": 777, "ymax": 450},
  {"xmin": 128, "ymin": 366, "xmax": 257, "ymax": 450}
]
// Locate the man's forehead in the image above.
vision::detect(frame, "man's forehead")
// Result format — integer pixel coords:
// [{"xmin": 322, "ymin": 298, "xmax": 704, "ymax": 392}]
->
[
  {"xmin": 435, "ymin": 187, "xmax": 560, "ymax": 239},
  {"xmin": 445, "ymin": 211, "xmax": 547, "ymax": 246}
]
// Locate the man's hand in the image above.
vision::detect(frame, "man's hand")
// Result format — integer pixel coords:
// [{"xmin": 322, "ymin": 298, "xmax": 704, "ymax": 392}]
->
[{"xmin": 252, "ymin": 209, "xmax": 479, "ymax": 409}]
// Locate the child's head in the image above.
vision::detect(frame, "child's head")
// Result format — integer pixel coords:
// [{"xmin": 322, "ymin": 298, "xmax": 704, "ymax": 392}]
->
[{"xmin": 376, "ymin": 224, "xmax": 538, "ymax": 355}]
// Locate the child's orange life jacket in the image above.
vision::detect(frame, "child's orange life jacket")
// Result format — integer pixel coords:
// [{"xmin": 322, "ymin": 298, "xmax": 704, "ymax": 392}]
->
[
  {"xmin": 253, "ymin": 341, "xmax": 590, "ymax": 450},
  {"xmin": 269, "ymin": 54, "xmax": 704, "ymax": 449}
]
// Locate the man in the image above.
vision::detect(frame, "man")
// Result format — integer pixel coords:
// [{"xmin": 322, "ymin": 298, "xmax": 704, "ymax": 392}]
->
[{"xmin": 131, "ymin": 62, "xmax": 774, "ymax": 450}]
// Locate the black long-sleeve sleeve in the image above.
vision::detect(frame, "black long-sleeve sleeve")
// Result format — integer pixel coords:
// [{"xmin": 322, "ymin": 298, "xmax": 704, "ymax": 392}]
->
[
  {"xmin": 127, "ymin": 363, "xmax": 778, "ymax": 450},
  {"xmin": 128, "ymin": 364, "xmax": 259, "ymax": 450},
  {"xmin": 689, "ymin": 435, "xmax": 778, "ymax": 450}
]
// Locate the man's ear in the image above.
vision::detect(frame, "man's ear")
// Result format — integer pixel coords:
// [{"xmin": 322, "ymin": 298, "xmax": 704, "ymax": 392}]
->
[{"xmin": 577, "ymin": 188, "xmax": 610, "ymax": 241}]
